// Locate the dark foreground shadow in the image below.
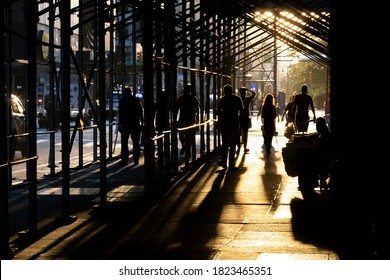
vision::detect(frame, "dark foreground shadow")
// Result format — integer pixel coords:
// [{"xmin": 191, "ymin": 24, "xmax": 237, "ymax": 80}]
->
[
  {"xmin": 290, "ymin": 196, "xmax": 334, "ymax": 250},
  {"xmin": 290, "ymin": 194, "xmax": 386, "ymax": 260}
]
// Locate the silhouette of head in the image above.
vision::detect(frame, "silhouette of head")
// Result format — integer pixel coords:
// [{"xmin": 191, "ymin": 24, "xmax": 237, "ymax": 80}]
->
[
  {"xmin": 123, "ymin": 87, "xmax": 132, "ymax": 97},
  {"xmin": 316, "ymin": 117, "xmax": 328, "ymax": 134},
  {"xmin": 239, "ymin": 87, "xmax": 246, "ymax": 97},
  {"xmin": 264, "ymin": 93, "xmax": 274, "ymax": 105},
  {"xmin": 183, "ymin": 84, "xmax": 192, "ymax": 95},
  {"xmin": 301, "ymin": 84, "xmax": 308, "ymax": 94},
  {"xmin": 223, "ymin": 84, "xmax": 233, "ymax": 96}
]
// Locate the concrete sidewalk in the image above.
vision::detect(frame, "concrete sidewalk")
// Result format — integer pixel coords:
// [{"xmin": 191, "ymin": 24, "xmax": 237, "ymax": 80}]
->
[{"xmin": 9, "ymin": 117, "xmax": 347, "ymax": 260}]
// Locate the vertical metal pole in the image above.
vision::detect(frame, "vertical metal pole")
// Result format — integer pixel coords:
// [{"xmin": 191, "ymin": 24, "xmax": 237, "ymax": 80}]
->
[
  {"xmin": 93, "ymin": 4, "xmax": 98, "ymax": 163},
  {"xmin": 206, "ymin": 71, "xmax": 211, "ymax": 154},
  {"xmin": 0, "ymin": 0, "xmax": 12, "ymax": 260},
  {"xmin": 59, "ymin": 1, "xmax": 72, "ymax": 220},
  {"xmin": 93, "ymin": 126, "xmax": 98, "ymax": 161},
  {"xmin": 273, "ymin": 13, "xmax": 278, "ymax": 99},
  {"xmin": 243, "ymin": 24, "xmax": 247, "ymax": 87},
  {"xmin": 189, "ymin": 0, "xmax": 197, "ymax": 162},
  {"xmin": 143, "ymin": 0, "xmax": 156, "ymax": 190},
  {"xmin": 213, "ymin": 72, "xmax": 218, "ymax": 150},
  {"xmin": 98, "ymin": 0, "xmax": 107, "ymax": 206},
  {"xmin": 108, "ymin": 0, "xmax": 114, "ymax": 159},
  {"xmin": 213, "ymin": 15, "xmax": 220, "ymax": 150},
  {"xmin": 155, "ymin": 4, "xmax": 164, "ymax": 183},
  {"xmin": 165, "ymin": 0, "xmax": 178, "ymax": 172},
  {"xmin": 78, "ymin": 128, "xmax": 83, "ymax": 167},
  {"xmin": 78, "ymin": 0, "xmax": 84, "ymax": 168},
  {"xmin": 48, "ymin": 1, "xmax": 56, "ymax": 176},
  {"xmin": 132, "ymin": 6, "xmax": 137, "ymax": 94},
  {"xmin": 26, "ymin": 0, "xmax": 38, "ymax": 234},
  {"xmin": 199, "ymin": 10, "xmax": 205, "ymax": 157},
  {"xmin": 204, "ymin": 16, "xmax": 212, "ymax": 153},
  {"xmin": 182, "ymin": 0, "xmax": 188, "ymax": 85},
  {"xmin": 5, "ymin": 6, "xmax": 12, "ymax": 187},
  {"xmin": 216, "ymin": 16, "xmax": 222, "ymax": 148}
]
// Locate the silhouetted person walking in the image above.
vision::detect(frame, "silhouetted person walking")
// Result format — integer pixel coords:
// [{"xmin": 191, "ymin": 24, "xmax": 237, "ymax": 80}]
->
[
  {"xmin": 176, "ymin": 83, "xmax": 200, "ymax": 157},
  {"xmin": 291, "ymin": 84, "xmax": 316, "ymax": 132},
  {"xmin": 239, "ymin": 87, "xmax": 256, "ymax": 153},
  {"xmin": 277, "ymin": 89, "xmax": 286, "ymax": 121},
  {"xmin": 44, "ymin": 93, "xmax": 60, "ymax": 130},
  {"xmin": 261, "ymin": 93, "xmax": 277, "ymax": 155},
  {"xmin": 154, "ymin": 89, "xmax": 172, "ymax": 133},
  {"xmin": 281, "ymin": 92, "xmax": 296, "ymax": 125},
  {"xmin": 118, "ymin": 87, "xmax": 144, "ymax": 165},
  {"xmin": 217, "ymin": 84, "xmax": 244, "ymax": 171},
  {"xmin": 315, "ymin": 117, "xmax": 333, "ymax": 193}
]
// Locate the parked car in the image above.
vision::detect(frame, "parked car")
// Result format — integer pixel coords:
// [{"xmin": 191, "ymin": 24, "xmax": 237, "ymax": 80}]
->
[{"xmin": 9, "ymin": 94, "xmax": 26, "ymax": 159}]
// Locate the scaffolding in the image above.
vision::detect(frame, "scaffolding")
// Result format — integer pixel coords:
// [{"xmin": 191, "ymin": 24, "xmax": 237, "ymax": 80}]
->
[{"xmin": 0, "ymin": 0, "xmax": 331, "ymax": 259}]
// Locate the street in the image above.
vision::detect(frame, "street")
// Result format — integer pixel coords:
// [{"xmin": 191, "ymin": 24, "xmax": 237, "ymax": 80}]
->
[{"xmin": 10, "ymin": 121, "xmax": 121, "ymax": 185}]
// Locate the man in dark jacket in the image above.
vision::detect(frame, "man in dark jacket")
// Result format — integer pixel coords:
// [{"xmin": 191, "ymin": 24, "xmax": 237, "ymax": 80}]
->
[
  {"xmin": 118, "ymin": 87, "xmax": 144, "ymax": 165},
  {"xmin": 176, "ymin": 84, "xmax": 200, "ymax": 157},
  {"xmin": 216, "ymin": 84, "xmax": 244, "ymax": 171}
]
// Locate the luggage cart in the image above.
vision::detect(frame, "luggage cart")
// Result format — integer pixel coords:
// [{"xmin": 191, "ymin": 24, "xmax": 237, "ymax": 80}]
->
[{"xmin": 282, "ymin": 121, "xmax": 321, "ymax": 199}]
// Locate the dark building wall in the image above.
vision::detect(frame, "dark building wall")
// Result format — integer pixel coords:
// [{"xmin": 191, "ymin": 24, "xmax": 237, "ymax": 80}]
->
[{"xmin": 329, "ymin": 2, "xmax": 388, "ymax": 259}]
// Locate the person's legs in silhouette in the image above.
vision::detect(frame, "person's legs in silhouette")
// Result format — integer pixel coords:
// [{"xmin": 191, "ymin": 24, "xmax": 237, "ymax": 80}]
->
[
  {"xmin": 120, "ymin": 130, "xmax": 130, "ymax": 164},
  {"xmin": 130, "ymin": 127, "xmax": 141, "ymax": 165}
]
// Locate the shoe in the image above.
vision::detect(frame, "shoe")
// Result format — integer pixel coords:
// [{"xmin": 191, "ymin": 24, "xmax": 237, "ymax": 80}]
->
[
  {"xmin": 244, "ymin": 148, "xmax": 250, "ymax": 153},
  {"xmin": 218, "ymin": 161, "xmax": 227, "ymax": 169},
  {"xmin": 134, "ymin": 158, "xmax": 139, "ymax": 165},
  {"xmin": 180, "ymin": 148, "xmax": 185, "ymax": 155}
]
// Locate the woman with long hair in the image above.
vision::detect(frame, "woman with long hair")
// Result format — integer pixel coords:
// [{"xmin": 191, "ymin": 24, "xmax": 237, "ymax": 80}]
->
[{"xmin": 261, "ymin": 93, "xmax": 277, "ymax": 155}]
